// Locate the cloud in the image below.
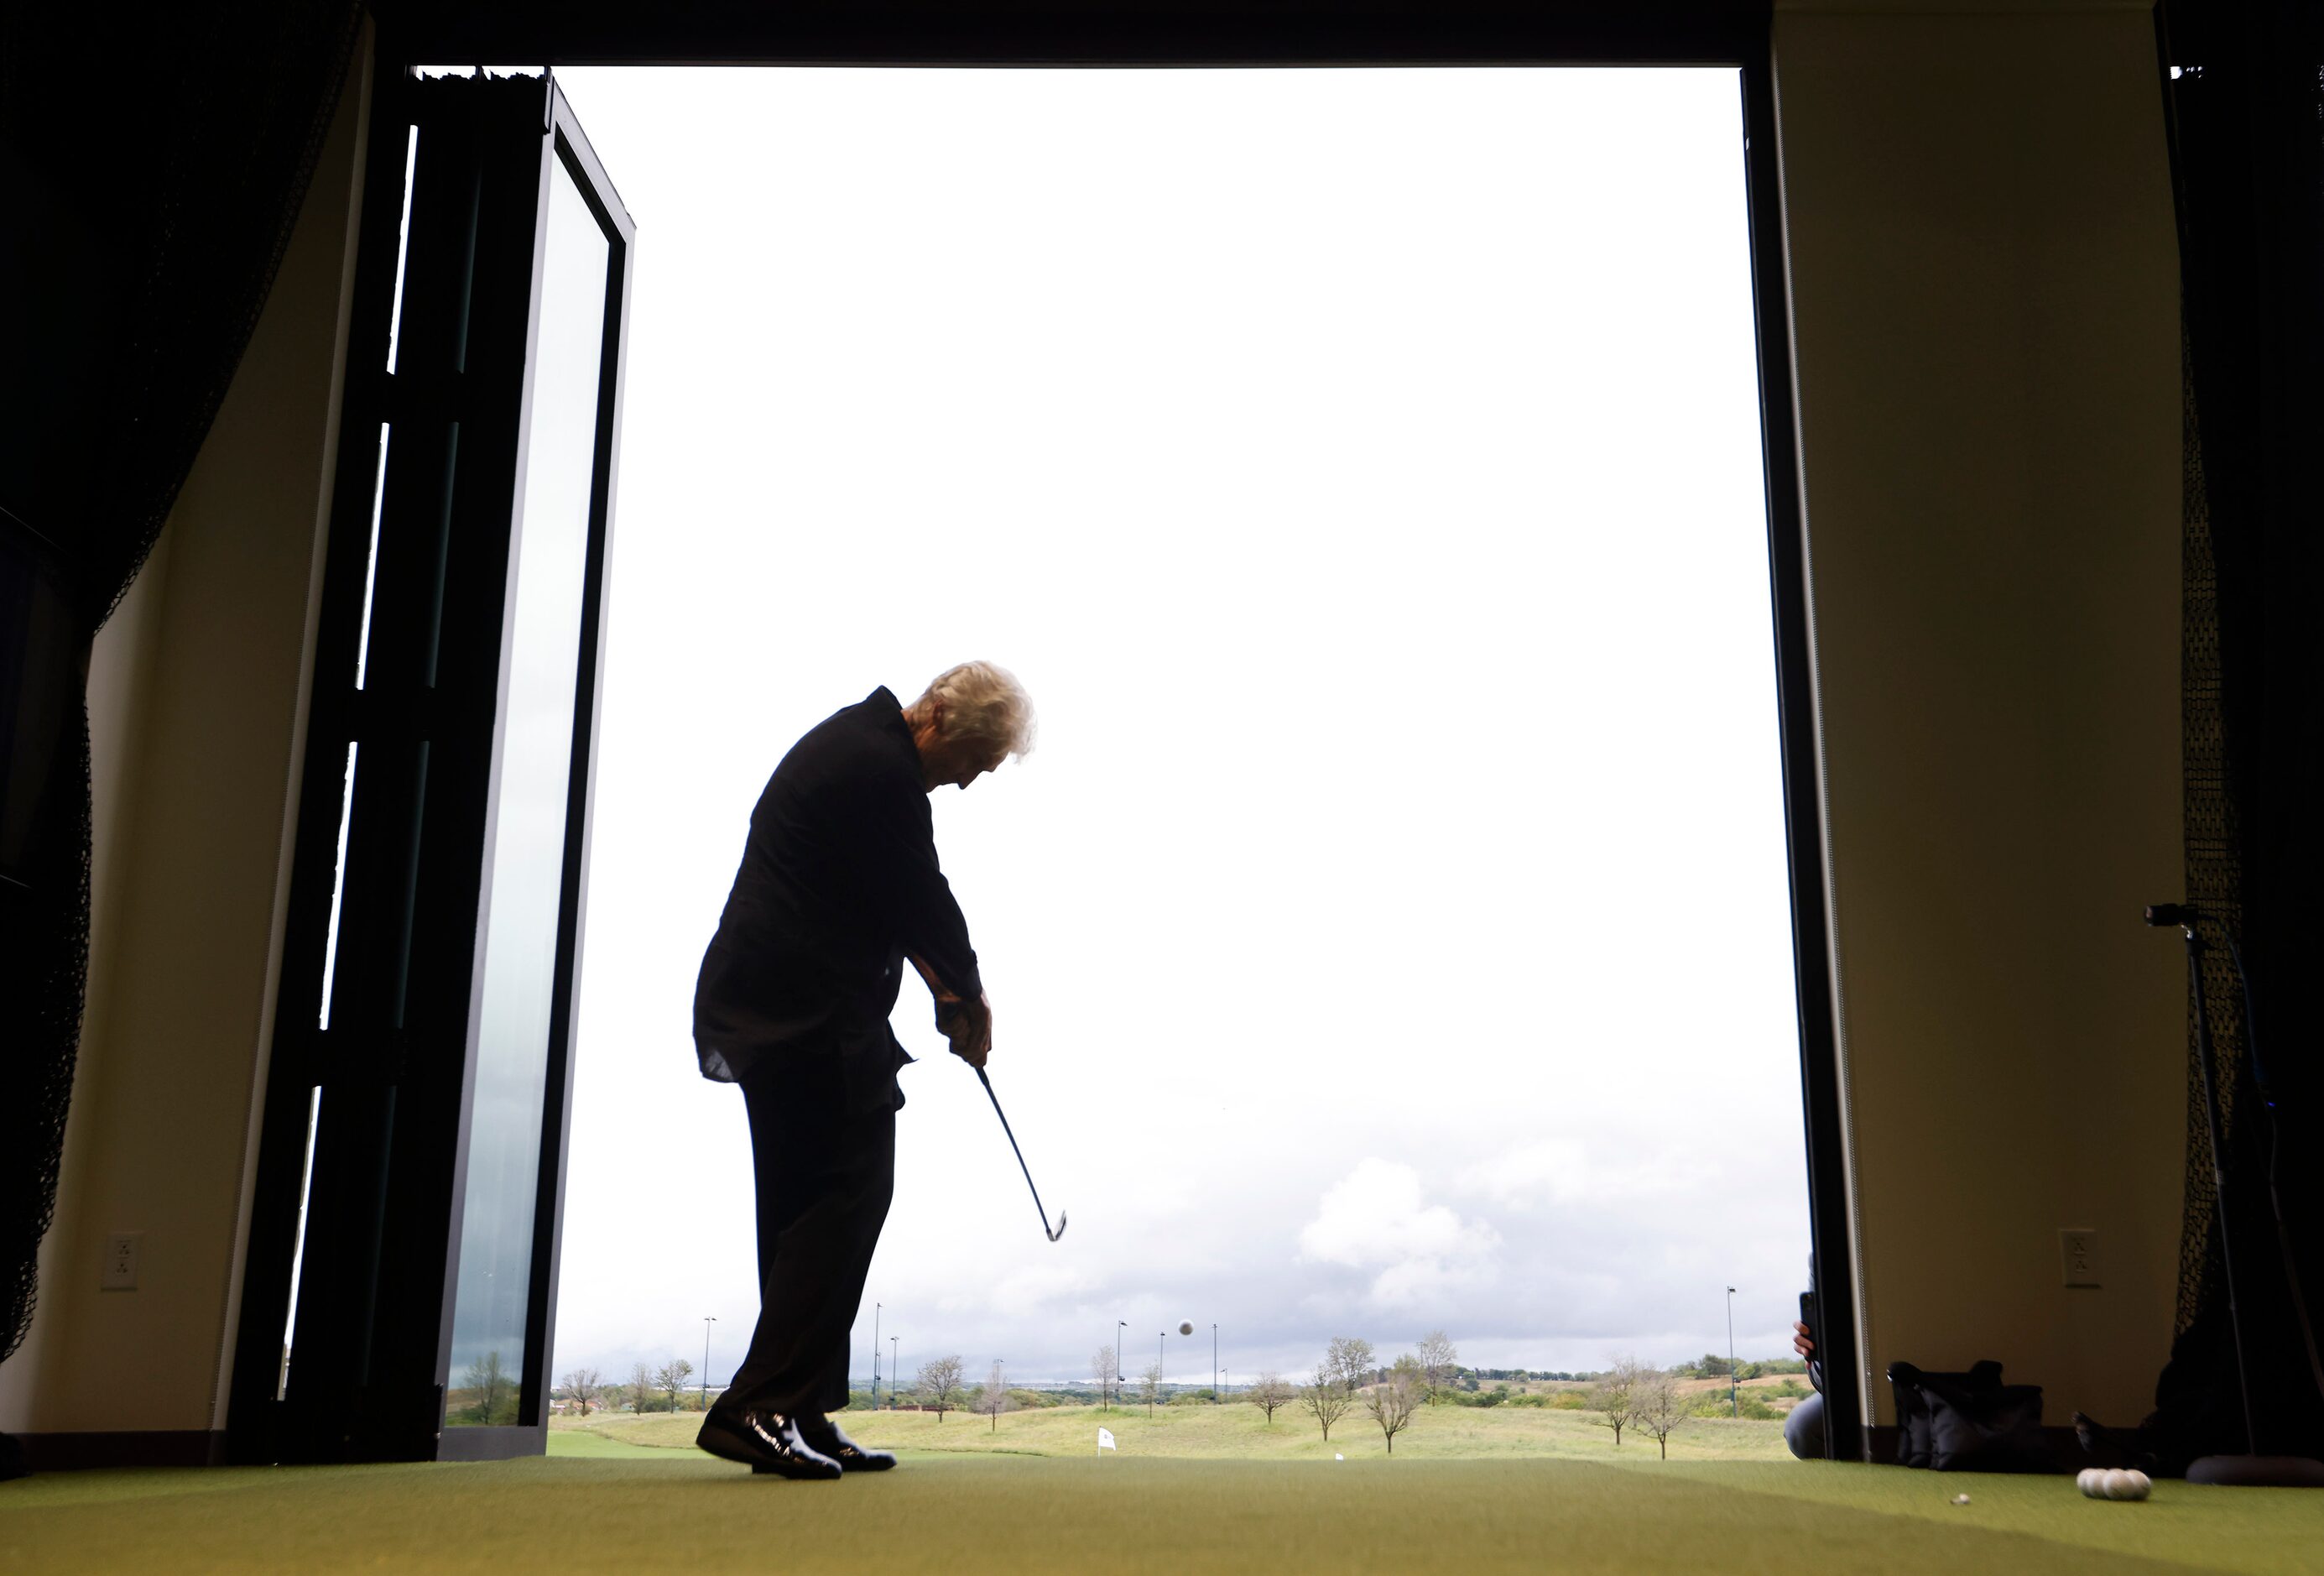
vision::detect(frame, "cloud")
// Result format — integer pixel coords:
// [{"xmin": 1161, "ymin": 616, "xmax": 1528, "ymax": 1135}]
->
[
  {"xmin": 1456, "ymin": 1140, "xmax": 1592, "ymax": 1208},
  {"xmin": 981, "ymin": 1262, "xmax": 1098, "ymax": 1320},
  {"xmin": 1298, "ymin": 1159, "xmax": 1500, "ymax": 1308},
  {"xmin": 1455, "ymin": 1139, "xmax": 1713, "ymax": 1211}
]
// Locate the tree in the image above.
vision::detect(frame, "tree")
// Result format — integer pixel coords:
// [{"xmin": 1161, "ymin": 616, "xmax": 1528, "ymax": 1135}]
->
[
  {"xmin": 974, "ymin": 1362, "xmax": 1013, "ymax": 1432},
  {"xmin": 1590, "ymin": 1356, "xmax": 1648, "ymax": 1447},
  {"xmin": 918, "ymin": 1355, "xmax": 964, "ymax": 1420},
  {"xmin": 1695, "ymin": 1353, "xmax": 1732, "ymax": 1378},
  {"xmin": 656, "ymin": 1357, "xmax": 695, "ymax": 1413},
  {"xmin": 1247, "ymin": 1370, "xmax": 1295, "ymax": 1423},
  {"xmin": 1634, "ymin": 1368, "xmax": 1687, "ymax": 1459},
  {"xmin": 1365, "ymin": 1355, "xmax": 1424, "ymax": 1453},
  {"xmin": 562, "ymin": 1366, "xmax": 602, "ymax": 1417},
  {"xmin": 1300, "ymin": 1360, "xmax": 1353, "ymax": 1443},
  {"xmin": 1139, "ymin": 1360, "xmax": 1163, "ymax": 1415},
  {"xmin": 461, "ymin": 1350, "xmax": 513, "ymax": 1424},
  {"xmin": 1093, "ymin": 1344, "xmax": 1118, "ymax": 1412},
  {"xmin": 1415, "ymin": 1331, "xmax": 1458, "ymax": 1401},
  {"xmin": 1326, "ymin": 1335, "xmax": 1377, "ymax": 1396}
]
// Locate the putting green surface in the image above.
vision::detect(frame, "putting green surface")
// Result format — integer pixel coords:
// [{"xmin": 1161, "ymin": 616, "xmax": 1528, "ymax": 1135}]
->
[{"xmin": 6, "ymin": 1453, "xmax": 2319, "ymax": 1574}]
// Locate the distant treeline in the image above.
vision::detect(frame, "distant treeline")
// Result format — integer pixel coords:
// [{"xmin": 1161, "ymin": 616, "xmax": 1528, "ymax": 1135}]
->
[
  {"xmin": 543, "ymin": 1351, "xmax": 1810, "ymax": 1419},
  {"xmin": 1666, "ymin": 1355, "xmax": 1810, "ymax": 1380}
]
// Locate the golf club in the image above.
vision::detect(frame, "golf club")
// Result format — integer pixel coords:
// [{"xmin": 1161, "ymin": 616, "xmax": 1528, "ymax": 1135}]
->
[{"xmin": 977, "ymin": 1066, "xmax": 1066, "ymax": 1242}]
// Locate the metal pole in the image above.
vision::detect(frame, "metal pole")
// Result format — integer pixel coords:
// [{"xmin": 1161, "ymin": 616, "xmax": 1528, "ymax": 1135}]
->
[
  {"xmin": 1117, "ymin": 1319, "xmax": 1127, "ymax": 1413},
  {"xmin": 1213, "ymin": 1323, "xmax": 1218, "ymax": 1401},
  {"xmin": 873, "ymin": 1302, "xmax": 882, "ymax": 1408},
  {"xmin": 1157, "ymin": 1331, "xmax": 1165, "ymax": 1416},
  {"xmin": 1726, "ymin": 1286, "xmax": 1738, "ymax": 1417},
  {"xmin": 702, "ymin": 1316, "xmax": 716, "ymax": 1407},
  {"xmin": 2186, "ymin": 928, "xmax": 2261, "ymax": 1454},
  {"xmin": 891, "ymin": 1336, "xmax": 899, "ymax": 1409}
]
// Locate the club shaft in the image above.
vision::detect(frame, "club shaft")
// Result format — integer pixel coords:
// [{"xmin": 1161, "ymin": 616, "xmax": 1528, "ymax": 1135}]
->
[{"xmin": 977, "ymin": 1067, "xmax": 1057, "ymax": 1237}]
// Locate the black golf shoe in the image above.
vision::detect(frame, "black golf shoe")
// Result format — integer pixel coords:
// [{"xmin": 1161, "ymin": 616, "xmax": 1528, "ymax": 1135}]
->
[
  {"xmin": 697, "ymin": 1408, "xmax": 843, "ymax": 1480},
  {"xmin": 795, "ymin": 1416, "xmax": 897, "ymax": 1472}
]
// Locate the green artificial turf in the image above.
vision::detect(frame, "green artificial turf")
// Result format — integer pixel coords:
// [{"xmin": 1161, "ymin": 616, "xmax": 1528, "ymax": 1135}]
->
[{"xmin": 6, "ymin": 1454, "xmax": 2320, "ymax": 1574}]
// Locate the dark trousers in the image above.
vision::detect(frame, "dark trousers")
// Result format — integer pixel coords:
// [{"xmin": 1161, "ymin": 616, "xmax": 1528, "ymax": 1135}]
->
[
  {"xmin": 714, "ymin": 1057, "xmax": 895, "ymax": 1419},
  {"xmin": 1785, "ymin": 1391, "xmax": 1826, "ymax": 1459}
]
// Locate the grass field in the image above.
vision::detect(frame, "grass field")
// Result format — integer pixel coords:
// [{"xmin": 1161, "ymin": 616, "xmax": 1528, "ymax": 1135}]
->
[
  {"xmin": 9, "ymin": 1452, "xmax": 2321, "ymax": 1574},
  {"xmin": 550, "ymin": 1397, "xmax": 1795, "ymax": 1462}
]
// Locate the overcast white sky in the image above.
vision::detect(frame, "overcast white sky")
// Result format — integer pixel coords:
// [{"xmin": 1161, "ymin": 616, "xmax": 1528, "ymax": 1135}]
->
[{"xmin": 545, "ymin": 65, "xmax": 1809, "ymax": 1391}]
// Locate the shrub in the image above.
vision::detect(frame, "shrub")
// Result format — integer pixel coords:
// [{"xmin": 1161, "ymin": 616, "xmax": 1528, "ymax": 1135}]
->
[{"xmin": 1459, "ymin": 1389, "xmax": 1505, "ymax": 1408}]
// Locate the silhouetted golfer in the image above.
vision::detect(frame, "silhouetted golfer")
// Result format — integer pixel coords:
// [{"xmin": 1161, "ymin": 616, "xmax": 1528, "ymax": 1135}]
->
[{"xmin": 693, "ymin": 662, "xmax": 1034, "ymax": 1479}]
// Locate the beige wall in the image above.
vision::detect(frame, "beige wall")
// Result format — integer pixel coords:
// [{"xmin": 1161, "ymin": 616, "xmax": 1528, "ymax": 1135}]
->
[
  {"xmin": 1772, "ymin": 6, "xmax": 2184, "ymax": 1427},
  {"xmin": 0, "ymin": 36, "xmax": 371, "ymax": 1439}
]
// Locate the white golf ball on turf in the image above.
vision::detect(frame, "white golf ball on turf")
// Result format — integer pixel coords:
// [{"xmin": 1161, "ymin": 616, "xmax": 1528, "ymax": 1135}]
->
[
  {"xmin": 1179, "ymin": 1321, "xmax": 1194, "ymax": 1336},
  {"xmin": 2079, "ymin": 1468, "xmax": 2149, "ymax": 1500}
]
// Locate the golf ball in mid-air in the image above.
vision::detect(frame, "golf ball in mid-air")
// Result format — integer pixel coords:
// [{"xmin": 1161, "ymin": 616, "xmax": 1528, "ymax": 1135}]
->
[{"xmin": 1180, "ymin": 1321, "xmax": 1194, "ymax": 1336}]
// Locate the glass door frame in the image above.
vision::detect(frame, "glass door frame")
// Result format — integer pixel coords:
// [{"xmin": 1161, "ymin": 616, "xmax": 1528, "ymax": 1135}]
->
[
  {"xmin": 227, "ymin": 67, "xmax": 630, "ymax": 1465},
  {"xmin": 437, "ymin": 75, "xmax": 631, "ymax": 1463}
]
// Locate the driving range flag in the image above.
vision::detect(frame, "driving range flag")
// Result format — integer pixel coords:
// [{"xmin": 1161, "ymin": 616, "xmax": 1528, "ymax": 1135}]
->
[{"xmin": 1098, "ymin": 1427, "xmax": 1117, "ymax": 1453}]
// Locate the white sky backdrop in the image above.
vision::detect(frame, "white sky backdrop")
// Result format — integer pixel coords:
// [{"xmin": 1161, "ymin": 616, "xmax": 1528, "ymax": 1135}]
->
[{"xmin": 547, "ymin": 65, "xmax": 1811, "ymax": 1390}]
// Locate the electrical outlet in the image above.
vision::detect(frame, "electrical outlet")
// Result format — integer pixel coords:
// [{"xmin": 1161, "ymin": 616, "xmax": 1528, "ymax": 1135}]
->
[
  {"xmin": 102, "ymin": 1231, "xmax": 141, "ymax": 1292},
  {"xmin": 2060, "ymin": 1228, "xmax": 2099, "ymax": 1288}
]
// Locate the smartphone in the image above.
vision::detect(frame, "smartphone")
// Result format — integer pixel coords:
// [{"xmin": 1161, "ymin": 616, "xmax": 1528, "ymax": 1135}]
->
[{"xmin": 1798, "ymin": 1291, "xmax": 1819, "ymax": 1347}]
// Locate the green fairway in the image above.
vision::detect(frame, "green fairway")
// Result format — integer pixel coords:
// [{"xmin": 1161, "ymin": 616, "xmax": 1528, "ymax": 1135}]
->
[
  {"xmin": 8, "ymin": 1453, "xmax": 2318, "ymax": 1574},
  {"xmin": 552, "ymin": 1398, "xmax": 1795, "ymax": 1461}
]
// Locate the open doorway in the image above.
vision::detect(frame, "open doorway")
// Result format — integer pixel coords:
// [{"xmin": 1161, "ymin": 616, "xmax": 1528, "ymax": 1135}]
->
[{"xmin": 546, "ymin": 65, "xmax": 1825, "ymax": 1439}]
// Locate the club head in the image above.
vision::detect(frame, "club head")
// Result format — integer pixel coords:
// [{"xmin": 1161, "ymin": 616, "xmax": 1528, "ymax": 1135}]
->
[{"xmin": 1047, "ymin": 1212, "xmax": 1067, "ymax": 1243}]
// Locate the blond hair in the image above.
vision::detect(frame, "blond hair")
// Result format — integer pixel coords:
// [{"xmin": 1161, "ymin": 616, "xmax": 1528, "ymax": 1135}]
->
[{"xmin": 920, "ymin": 660, "xmax": 1037, "ymax": 759}]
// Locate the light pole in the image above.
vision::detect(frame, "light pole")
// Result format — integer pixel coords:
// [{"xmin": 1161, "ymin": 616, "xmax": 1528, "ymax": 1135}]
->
[
  {"xmin": 1726, "ymin": 1286, "xmax": 1739, "ymax": 1417},
  {"xmin": 1212, "ymin": 1323, "xmax": 1218, "ymax": 1402},
  {"xmin": 1157, "ymin": 1330, "xmax": 1166, "ymax": 1417},
  {"xmin": 701, "ymin": 1316, "xmax": 716, "ymax": 1407},
  {"xmin": 891, "ymin": 1336, "xmax": 899, "ymax": 1409},
  {"xmin": 873, "ymin": 1302, "xmax": 882, "ymax": 1408},
  {"xmin": 1117, "ymin": 1319, "xmax": 1127, "ymax": 1412}
]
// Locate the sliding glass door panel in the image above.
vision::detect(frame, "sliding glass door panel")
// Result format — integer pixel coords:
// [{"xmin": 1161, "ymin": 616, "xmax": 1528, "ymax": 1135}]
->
[{"xmin": 447, "ymin": 155, "xmax": 614, "ymax": 1423}]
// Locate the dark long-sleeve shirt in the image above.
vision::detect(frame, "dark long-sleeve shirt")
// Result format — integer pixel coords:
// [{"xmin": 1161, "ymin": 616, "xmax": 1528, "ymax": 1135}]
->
[{"xmin": 693, "ymin": 686, "xmax": 982, "ymax": 1104}]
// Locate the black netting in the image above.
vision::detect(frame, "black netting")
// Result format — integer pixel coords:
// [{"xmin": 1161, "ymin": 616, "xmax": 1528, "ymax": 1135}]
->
[
  {"xmin": 2164, "ymin": 1, "xmax": 2324, "ymax": 1442},
  {"xmin": 2175, "ymin": 323, "xmax": 2242, "ymax": 1337}
]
